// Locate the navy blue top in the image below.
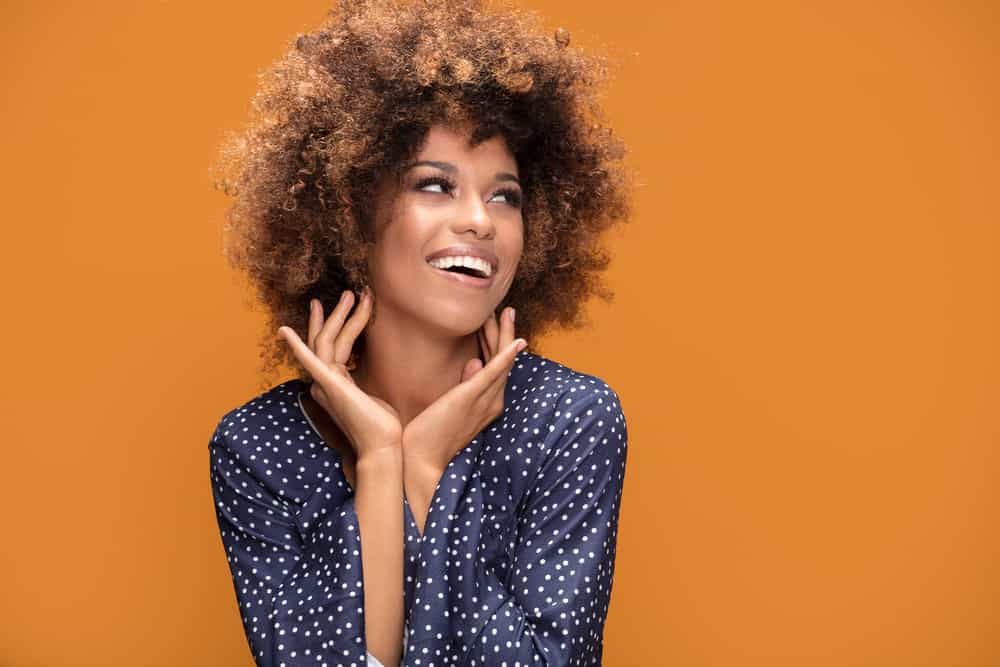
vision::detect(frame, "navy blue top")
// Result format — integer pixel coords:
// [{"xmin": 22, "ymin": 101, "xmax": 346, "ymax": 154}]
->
[{"xmin": 208, "ymin": 350, "xmax": 629, "ymax": 666}]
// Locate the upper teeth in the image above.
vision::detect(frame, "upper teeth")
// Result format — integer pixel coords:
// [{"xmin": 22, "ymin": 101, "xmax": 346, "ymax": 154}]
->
[{"xmin": 428, "ymin": 255, "xmax": 493, "ymax": 277}]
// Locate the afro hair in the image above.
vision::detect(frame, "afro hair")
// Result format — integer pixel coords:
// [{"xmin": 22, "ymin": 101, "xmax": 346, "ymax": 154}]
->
[{"xmin": 210, "ymin": 0, "xmax": 635, "ymax": 383}]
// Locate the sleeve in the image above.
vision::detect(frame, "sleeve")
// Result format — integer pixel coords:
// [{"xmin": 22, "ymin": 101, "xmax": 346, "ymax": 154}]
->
[
  {"xmin": 462, "ymin": 385, "xmax": 629, "ymax": 666},
  {"xmin": 208, "ymin": 422, "xmax": 372, "ymax": 667}
]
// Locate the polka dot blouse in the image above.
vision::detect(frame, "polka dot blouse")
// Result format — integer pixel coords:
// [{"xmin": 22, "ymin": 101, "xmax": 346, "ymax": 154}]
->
[{"xmin": 208, "ymin": 350, "xmax": 629, "ymax": 666}]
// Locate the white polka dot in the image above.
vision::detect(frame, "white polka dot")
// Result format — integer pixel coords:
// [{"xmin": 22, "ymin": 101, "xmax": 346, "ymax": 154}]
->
[{"xmin": 209, "ymin": 350, "xmax": 627, "ymax": 665}]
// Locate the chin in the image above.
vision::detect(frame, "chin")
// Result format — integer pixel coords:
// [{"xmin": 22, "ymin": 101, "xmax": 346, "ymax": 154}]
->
[{"xmin": 424, "ymin": 300, "xmax": 495, "ymax": 337}]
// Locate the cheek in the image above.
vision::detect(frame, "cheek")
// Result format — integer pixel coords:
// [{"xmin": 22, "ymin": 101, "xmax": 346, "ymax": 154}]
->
[
  {"xmin": 371, "ymin": 213, "xmax": 430, "ymax": 275},
  {"xmin": 507, "ymin": 222, "xmax": 525, "ymax": 269}
]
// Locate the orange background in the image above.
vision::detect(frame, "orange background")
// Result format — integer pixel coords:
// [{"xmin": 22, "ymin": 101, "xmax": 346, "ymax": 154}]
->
[{"xmin": 1, "ymin": 1, "xmax": 996, "ymax": 665}]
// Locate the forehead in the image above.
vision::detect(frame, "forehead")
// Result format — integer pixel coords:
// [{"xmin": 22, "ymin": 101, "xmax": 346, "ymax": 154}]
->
[{"xmin": 415, "ymin": 123, "xmax": 517, "ymax": 172}]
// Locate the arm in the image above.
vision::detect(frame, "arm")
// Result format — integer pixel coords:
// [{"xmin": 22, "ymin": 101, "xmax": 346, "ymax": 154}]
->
[
  {"xmin": 355, "ymin": 446, "xmax": 406, "ymax": 667},
  {"xmin": 209, "ymin": 424, "xmax": 405, "ymax": 667},
  {"xmin": 463, "ymin": 388, "xmax": 629, "ymax": 665}
]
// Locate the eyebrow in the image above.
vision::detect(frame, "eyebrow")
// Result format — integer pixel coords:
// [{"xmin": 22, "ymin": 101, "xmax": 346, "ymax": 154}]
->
[{"xmin": 407, "ymin": 160, "xmax": 520, "ymax": 186}]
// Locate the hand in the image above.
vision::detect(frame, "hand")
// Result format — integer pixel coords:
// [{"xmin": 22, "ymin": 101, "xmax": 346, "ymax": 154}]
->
[
  {"xmin": 402, "ymin": 306, "xmax": 526, "ymax": 475},
  {"xmin": 277, "ymin": 288, "xmax": 402, "ymax": 458}
]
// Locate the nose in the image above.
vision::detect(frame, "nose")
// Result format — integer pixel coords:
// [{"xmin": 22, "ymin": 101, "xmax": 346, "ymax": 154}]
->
[{"xmin": 452, "ymin": 189, "xmax": 495, "ymax": 239}]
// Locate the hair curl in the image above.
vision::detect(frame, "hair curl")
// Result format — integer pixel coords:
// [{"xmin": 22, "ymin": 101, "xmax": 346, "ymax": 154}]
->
[{"xmin": 210, "ymin": 0, "xmax": 634, "ymax": 385}]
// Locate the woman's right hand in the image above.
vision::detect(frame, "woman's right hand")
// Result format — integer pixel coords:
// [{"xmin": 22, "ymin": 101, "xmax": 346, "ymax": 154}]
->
[{"xmin": 277, "ymin": 287, "xmax": 402, "ymax": 459}]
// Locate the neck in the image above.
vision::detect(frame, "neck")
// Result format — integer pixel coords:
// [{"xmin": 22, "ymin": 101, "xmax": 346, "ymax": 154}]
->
[{"xmin": 352, "ymin": 304, "xmax": 482, "ymax": 429}]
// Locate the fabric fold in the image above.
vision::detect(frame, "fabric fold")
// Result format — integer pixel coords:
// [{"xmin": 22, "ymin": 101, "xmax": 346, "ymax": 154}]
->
[{"xmin": 208, "ymin": 351, "xmax": 628, "ymax": 666}]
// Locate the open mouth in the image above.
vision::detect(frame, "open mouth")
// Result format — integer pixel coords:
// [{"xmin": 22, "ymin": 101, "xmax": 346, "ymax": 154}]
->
[
  {"xmin": 427, "ymin": 260, "xmax": 495, "ymax": 287},
  {"xmin": 439, "ymin": 264, "xmax": 488, "ymax": 278}
]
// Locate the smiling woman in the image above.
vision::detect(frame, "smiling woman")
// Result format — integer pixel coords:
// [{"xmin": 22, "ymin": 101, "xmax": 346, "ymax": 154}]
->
[
  {"xmin": 209, "ymin": 0, "xmax": 633, "ymax": 381},
  {"xmin": 207, "ymin": 0, "xmax": 634, "ymax": 665},
  {"xmin": 358, "ymin": 123, "xmax": 526, "ymax": 369}
]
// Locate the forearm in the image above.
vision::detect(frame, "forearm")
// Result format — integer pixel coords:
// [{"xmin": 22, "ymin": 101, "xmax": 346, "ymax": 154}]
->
[
  {"xmin": 402, "ymin": 453, "xmax": 443, "ymax": 538},
  {"xmin": 355, "ymin": 446, "xmax": 405, "ymax": 667}
]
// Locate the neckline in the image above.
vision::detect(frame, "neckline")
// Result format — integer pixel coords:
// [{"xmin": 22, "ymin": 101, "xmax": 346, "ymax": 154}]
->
[
  {"xmin": 292, "ymin": 379, "xmax": 422, "ymax": 542},
  {"xmin": 294, "ymin": 381, "xmax": 356, "ymax": 495}
]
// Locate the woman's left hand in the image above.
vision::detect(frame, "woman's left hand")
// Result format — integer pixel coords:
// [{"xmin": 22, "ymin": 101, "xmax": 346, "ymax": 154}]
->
[{"xmin": 402, "ymin": 307, "xmax": 525, "ymax": 476}]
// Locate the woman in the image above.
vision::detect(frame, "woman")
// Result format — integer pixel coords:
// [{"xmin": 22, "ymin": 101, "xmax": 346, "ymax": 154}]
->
[{"xmin": 208, "ymin": 0, "xmax": 633, "ymax": 665}]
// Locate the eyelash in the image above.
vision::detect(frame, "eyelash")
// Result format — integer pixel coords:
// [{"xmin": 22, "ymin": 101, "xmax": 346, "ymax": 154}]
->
[{"xmin": 415, "ymin": 175, "xmax": 523, "ymax": 208}]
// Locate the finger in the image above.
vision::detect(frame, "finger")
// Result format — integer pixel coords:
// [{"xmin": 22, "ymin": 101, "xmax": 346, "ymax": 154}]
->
[
  {"xmin": 484, "ymin": 310, "xmax": 500, "ymax": 357},
  {"xmin": 465, "ymin": 336, "xmax": 526, "ymax": 395},
  {"xmin": 307, "ymin": 298, "xmax": 324, "ymax": 351},
  {"xmin": 482, "ymin": 330, "xmax": 523, "ymax": 401},
  {"xmin": 333, "ymin": 286, "xmax": 372, "ymax": 365},
  {"xmin": 477, "ymin": 327, "xmax": 492, "ymax": 364},
  {"xmin": 498, "ymin": 306, "xmax": 515, "ymax": 354},
  {"xmin": 480, "ymin": 330, "xmax": 528, "ymax": 410},
  {"xmin": 279, "ymin": 325, "xmax": 332, "ymax": 384},
  {"xmin": 315, "ymin": 290, "xmax": 354, "ymax": 364},
  {"xmin": 473, "ymin": 343, "xmax": 523, "ymax": 424}
]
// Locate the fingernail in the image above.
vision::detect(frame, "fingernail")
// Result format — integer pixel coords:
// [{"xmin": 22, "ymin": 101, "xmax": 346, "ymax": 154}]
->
[
  {"xmin": 516, "ymin": 338, "xmax": 526, "ymax": 352},
  {"xmin": 508, "ymin": 307, "xmax": 516, "ymax": 323}
]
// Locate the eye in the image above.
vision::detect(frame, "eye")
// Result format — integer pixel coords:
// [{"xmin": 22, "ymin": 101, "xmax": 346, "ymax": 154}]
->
[
  {"xmin": 415, "ymin": 175, "xmax": 456, "ymax": 194},
  {"xmin": 416, "ymin": 175, "xmax": 522, "ymax": 208},
  {"xmin": 490, "ymin": 187, "xmax": 523, "ymax": 208}
]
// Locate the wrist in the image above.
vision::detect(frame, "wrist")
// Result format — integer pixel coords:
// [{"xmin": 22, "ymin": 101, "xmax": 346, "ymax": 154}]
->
[
  {"xmin": 403, "ymin": 448, "xmax": 443, "ymax": 474},
  {"xmin": 402, "ymin": 429, "xmax": 451, "ymax": 476},
  {"xmin": 357, "ymin": 444, "xmax": 403, "ymax": 469}
]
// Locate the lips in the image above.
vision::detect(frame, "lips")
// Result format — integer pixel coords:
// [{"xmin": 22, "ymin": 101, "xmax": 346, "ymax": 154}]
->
[
  {"xmin": 424, "ymin": 244, "xmax": 499, "ymax": 274},
  {"xmin": 427, "ymin": 261, "xmax": 495, "ymax": 288}
]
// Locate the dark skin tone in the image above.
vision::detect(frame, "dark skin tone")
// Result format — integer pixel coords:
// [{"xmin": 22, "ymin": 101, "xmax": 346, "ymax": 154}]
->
[
  {"xmin": 283, "ymin": 294, "xmax": 522, "ymax": 667},
  {"xmin": 297, "ymin": 308, "xmax": 510, "ymax": 491},
  {"xmin": 277, "ymin": 123, "xmax": 526, "ymax": 667}
]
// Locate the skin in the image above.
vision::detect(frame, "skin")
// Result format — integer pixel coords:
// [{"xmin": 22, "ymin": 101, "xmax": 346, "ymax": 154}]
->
[{"xmin": 276, "ymin": 122, "xmax": 526, "ymax": 667}]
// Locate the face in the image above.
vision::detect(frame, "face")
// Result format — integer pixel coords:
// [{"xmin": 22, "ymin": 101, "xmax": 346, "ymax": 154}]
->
[{"xmin": 366, "ymin": 122, "xmax": 524, "ymax": 338}]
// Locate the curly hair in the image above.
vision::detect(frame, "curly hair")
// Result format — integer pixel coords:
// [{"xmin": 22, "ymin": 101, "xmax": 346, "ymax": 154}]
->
[{"xmin": 210, "ymin": 0, "xmax": 634, "ymax": 384}]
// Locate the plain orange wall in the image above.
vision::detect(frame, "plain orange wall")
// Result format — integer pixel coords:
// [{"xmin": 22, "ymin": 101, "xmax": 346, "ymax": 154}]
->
[{"xmin": 1, "ymin": 1, "xmax": 996, "ymax": 665}]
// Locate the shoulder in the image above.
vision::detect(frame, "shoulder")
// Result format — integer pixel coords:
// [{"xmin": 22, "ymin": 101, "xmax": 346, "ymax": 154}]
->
[
  {"xmin": 505, "ymin": 350, "xmax": 628, "ymax": 467},
  {"xmin": 508, "ymin": 349, "xmax": 614, "ymax": 392},
  {"xmin": 495, "ymin": 351, "xmax": 628, "ymax": 523},
  {"xmin": 208, "ymin": 378, "xmax": 337, "ymax": 506},
  {"xmin": 507, "ymin": 349, "xmax": 626, "ymax": 426},
  {"xmin": 210, "ymin": 378, "xmax": 308, "ymax": 448}
]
